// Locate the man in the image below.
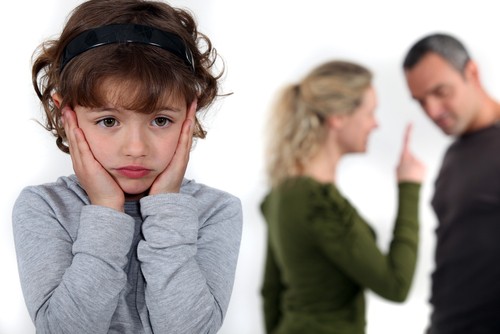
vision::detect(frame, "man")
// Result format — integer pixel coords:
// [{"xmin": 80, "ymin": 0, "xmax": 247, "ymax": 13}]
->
[{"xmin": 403, "ymin": 33, "xmax": 500, "ymax": 333}]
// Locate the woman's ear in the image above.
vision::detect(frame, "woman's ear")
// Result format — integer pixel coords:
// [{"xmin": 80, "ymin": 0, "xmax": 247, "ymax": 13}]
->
[
  {"xmin": 327, "ymin": 114, "xmax": 347, "ymax": 130},
  {"xmin": 52, "ymin": 93, "xmax": 62, "ymax": 108}
]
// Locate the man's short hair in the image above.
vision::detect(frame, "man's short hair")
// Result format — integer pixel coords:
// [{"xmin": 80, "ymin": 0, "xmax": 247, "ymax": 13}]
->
[{"xmin": 403, "ymin": 33, "xmax": 471, "ymax": 74}]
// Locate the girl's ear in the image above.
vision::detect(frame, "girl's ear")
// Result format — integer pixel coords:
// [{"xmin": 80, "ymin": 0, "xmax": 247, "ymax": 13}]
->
[{"xmin": 52, "ymin": 93, "xmax": 62, "ymax": 108}]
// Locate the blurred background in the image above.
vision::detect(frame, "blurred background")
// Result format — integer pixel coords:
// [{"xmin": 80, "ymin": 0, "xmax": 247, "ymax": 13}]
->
[{"xmin": 2, "ymin": 1, "xmax": 499, "ymax": 333}]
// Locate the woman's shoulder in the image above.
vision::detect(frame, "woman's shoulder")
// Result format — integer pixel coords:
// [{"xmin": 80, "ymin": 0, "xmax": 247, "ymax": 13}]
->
[
  {"xmin": 261, "ymin": 176, "xmax": 346, "ymax": 216},
  {"xmin": 280, "ymin": 176, "xmax": 343, "ymax": 201}
]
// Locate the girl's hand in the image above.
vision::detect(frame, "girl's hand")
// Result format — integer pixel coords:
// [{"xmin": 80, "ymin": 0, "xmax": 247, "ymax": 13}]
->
[
  {"xmin": 149, "ymin": 100, "xmax": 197, "ymax": 195},
  {"xmin": 396, "ymin": 123, "xmax": 426, "ymax": 183},
  {"xmin": 63, "ymin": 107, "xmax": 125, "ymax": 211}
]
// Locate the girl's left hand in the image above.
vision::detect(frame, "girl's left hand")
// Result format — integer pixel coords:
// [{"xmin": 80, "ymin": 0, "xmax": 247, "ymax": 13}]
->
[{"xmin": 149, "ymin": 100, "xmax": 197, "ymax": 195}]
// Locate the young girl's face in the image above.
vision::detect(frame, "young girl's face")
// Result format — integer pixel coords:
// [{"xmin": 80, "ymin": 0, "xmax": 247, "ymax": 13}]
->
[{"xmin": 74, "ymin": 83, "xmax": 187, "ymax": 199}]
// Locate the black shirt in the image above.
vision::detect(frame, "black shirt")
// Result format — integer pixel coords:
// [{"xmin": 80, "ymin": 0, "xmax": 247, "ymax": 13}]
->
[{"xmin": 428, "ymin": 123, "xmax": 500, "ymax": 334}]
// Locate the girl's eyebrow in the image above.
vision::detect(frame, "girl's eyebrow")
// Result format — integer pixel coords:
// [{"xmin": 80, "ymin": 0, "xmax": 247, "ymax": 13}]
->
[
  {"xmin": 89, "ymin": 105, "xmax": 182, "ymax": 113},
  {"xmin": 88, "ymin": 106, "xmax": 120, "ymax": 113},
  {"xmin": 156, "ymin": 105, "xmax": 182, "ymax": 112}
]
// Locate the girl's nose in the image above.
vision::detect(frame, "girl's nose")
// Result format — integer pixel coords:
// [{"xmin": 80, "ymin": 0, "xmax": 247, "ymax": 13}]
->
[{"xmin": 122, "ymin": 127, "xmax": 148, "ymax": 157}]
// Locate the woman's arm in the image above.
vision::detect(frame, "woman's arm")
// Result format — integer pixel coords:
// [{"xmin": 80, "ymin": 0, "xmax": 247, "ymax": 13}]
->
[
  {"xmin": 311, "ymin": 182, "xmax": 421, "ymax": 302},
  {"xmin": 318, "ymin": 124, "xmax": 424, "ymax": 301}
]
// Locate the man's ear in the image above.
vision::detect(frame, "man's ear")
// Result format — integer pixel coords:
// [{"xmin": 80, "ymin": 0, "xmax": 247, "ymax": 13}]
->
[
  {"xmin": 52, "ymin": 93, "xmax": 62, "ymax": 109},
  {"xmin": 464, "ymin": 60, "xmax": 480, "ymax": 85}
]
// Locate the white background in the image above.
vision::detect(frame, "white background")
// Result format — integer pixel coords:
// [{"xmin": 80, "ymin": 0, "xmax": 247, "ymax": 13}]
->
[{"xmin": 2, "ymin": 1, "xmax": 499, "ymax": 333}]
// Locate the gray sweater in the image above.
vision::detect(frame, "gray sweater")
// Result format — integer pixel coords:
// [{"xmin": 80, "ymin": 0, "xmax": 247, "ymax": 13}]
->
[{"xmin": 12, "ymin": 175, "xmax": 242, "ymax": 334}]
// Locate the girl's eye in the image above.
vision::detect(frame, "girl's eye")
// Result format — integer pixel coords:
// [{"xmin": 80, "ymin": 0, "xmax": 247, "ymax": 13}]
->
[
  {"xmin": 97, "ymin": 118, "xmax": 117, "ymax": 128},
  {"xmin": 152, "ymin": 117, "xmax": 171, "ymax": 127}
]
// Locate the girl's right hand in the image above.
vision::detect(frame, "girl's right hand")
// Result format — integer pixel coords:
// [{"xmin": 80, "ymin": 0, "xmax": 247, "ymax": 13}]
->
[
  {"xmin": 63, "ymin": 107, "xmax": 125, "ymax": 211},
  {"xmin": 396, "ymin": 123, "xmax": 426, "ymax": 183}
]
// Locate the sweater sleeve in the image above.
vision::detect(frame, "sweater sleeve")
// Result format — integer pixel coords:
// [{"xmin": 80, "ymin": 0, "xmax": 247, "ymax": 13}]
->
[
  {"xmin": 12, "ymin": 186, "xmax": 135, "ymax": 334},
  {"xmin": 310, "ymin": 182, "xmax": 421, "ymax": 302},
  {"xmin": 137, "ymin": 191, "xmax": 242, "ymax": 333}
]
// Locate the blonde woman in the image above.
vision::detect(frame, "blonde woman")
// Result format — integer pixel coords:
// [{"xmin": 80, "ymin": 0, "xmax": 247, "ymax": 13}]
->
[{"xmin": 260, "ymin": 60, "xmax": 425, "ymax": 334}]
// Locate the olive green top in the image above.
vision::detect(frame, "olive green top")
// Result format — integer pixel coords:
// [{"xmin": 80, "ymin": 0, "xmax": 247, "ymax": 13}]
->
[{"xmin": 260, "ymin": 177, "xmax": 421, "ymax": 334}]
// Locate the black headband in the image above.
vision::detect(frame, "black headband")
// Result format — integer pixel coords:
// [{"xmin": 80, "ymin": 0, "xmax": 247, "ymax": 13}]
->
[{"xmin": 60, "ymin": 24, "xmax": 195, "ymax": 72}]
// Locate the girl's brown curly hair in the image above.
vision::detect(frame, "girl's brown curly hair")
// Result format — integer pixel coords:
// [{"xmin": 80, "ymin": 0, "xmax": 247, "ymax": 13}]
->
[{"xmin": 32, "ymin": 0, "xmax": 223, "ymax": 153}]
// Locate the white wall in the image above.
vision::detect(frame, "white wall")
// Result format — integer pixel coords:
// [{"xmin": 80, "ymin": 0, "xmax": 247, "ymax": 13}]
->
[{"xmin": 2, "ymin": 1, "xmax": 500, "ymax": 333}]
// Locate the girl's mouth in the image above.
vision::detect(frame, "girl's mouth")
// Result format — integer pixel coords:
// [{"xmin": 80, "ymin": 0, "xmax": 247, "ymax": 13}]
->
[{"xmin": 116, "ymin": 166, "xmax": 152, "ymax": 178}]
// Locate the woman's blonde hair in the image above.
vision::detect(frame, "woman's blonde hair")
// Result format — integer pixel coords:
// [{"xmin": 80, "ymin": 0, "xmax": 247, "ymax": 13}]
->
[{"xmin": 265, "ymin": 60, "xmax": 372, "ymax": 187}]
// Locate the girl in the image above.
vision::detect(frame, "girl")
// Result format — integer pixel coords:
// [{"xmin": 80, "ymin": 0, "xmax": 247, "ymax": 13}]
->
[
  {"xmin": 13, "ymin": 1, "xmax": 242, "ymax": 333},
  {"xmin": 260, "ymin": 60, "xmax": 425, "ymax": 334}
]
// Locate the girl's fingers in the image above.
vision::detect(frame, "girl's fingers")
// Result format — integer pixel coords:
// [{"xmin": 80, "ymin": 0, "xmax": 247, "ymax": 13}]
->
[
  {"xmin": 63, "ymin": 108, "xmax": 83, "ymax": 166},
  {"xmin": 63, "ymin": 107, "xmax": 78, "ymax": 148},
  {"xmin": 187, "ymin": 99, "xmax": 197, "ymax": 151},
  {"xmin": 175, "ymin": 99, "xmax": 197, "ymax": 164},
  {"xmin": 62, "ymin": 109, "xmax": 77, "ymax": 160},
  {"xmin": 149, "ymin": 100, "xmax": 197, "ymax": 194},
  {"xmin": 73, "ymin": 128, "xmax": 92, "ymax": 162},
  {"xmin": 172, "ymin": 116, "xmax": 193, "ymax": 173},
  {"xmin": 187, "ymin": 99, "xmax": 197, "ymax": 121},
  {"xmin": 63, "ymin": 107, "xmax": 94, "ymax": 172}
]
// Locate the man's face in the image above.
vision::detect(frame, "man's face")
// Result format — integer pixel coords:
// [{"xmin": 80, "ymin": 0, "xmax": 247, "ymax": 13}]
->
[{"xmin": 404, "ymin": 53, "xmax": 480, "ymax": 136}]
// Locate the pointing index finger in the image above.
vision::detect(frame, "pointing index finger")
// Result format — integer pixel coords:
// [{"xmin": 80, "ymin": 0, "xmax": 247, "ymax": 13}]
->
[{"xmin": 403, "ymin": 123, "xmax": 413, "ymax": 152}]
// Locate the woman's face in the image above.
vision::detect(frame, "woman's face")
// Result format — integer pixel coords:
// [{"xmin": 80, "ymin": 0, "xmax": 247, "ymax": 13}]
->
[{"xmin": 335, "ymin": 86, "xmax": 379, "ymax": 154}]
